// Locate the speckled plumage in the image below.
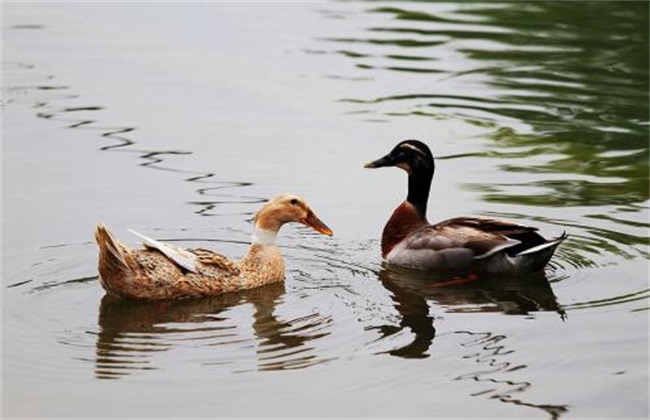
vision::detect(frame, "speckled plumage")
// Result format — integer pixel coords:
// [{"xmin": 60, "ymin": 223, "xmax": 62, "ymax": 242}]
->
[{"xmin": 96, "ymin": 194, "xmax": 332, "ymax": 300}]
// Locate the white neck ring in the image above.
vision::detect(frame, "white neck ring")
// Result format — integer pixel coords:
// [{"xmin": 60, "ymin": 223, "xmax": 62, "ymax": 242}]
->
[{"xmin": 252, "ymin": 227, "xmax": 277, "ymax": 245}]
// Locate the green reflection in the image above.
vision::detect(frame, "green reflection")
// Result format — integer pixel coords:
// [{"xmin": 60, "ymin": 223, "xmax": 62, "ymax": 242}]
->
[
  {"xmin": 329, "ymin": 1, "xmax": 649, "ymax": 209},
  {"xmin": 328, "ymin": 1, "xmax": 649, "ymax": 267}
]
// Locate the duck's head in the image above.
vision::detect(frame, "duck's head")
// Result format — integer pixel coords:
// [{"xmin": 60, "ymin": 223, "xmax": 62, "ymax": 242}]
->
[
  {"xmin": 253, "ymin": 193, "xmax": 333, "ymax": 244},
  {"xmin": 364, "ymin": 139, "xmax": 434, "ymax": 174},
  {"xmin": 365, "ymin": 140, "xmax": 435, "ymax": 215}
]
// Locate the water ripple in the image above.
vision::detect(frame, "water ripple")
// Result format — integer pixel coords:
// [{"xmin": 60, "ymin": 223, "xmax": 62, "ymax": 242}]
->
[
  {"xmin": 450, "ymin": 331, "xmax": 568, "ymax": 420},
  {"xmin": 322, "ymin": 1, "xmax": 649, "ymax": 211},
  {"xmin": 2, "ymin": 61, "xmax": 257, "ymax": 217}
]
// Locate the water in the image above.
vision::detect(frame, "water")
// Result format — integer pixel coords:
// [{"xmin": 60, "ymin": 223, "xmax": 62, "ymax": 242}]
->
[{"xmin": 2, "ymin": 2, "xmax": 648, "ymax": 418}]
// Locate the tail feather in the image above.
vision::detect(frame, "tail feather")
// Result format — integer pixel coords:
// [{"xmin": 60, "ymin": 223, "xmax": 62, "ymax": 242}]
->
[
  {"xmin": 95, "ymin": 223, "xmax": 139, "ymax": 296},
  {"xmin": 516, "ymin": 231, "xmax": 568, "ymax": 256},
  {"xmin": 95, "ymin": 224, "xmax": 129, "ymax": 268},
  {"xmin": 513, "ymin": 231, "xmax": 568, "ymax": 272}
]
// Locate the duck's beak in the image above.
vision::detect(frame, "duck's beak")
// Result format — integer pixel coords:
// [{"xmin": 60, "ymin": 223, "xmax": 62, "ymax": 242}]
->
[
  {"xmin": 300, "ymin": 211, "xmax": 333, "ymax": 236},
  {"xmin": 364, "ymin": 153, "xmax": 394, "ymax": 169}
]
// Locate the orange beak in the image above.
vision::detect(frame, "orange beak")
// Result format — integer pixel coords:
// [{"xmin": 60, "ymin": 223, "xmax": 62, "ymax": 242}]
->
[{"xmin": 300, "ymin": 211, "xmax": 333, "ymax": 236}]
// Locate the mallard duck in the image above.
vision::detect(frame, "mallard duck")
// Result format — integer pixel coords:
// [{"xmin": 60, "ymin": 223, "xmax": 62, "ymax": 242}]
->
[
  {"xmin": 364, "ymin": 140, "xmax": 567, "ymax": 274},
  {"xmin": 95, "ymin": 193, "xmax": 333, "ymax": 300}
]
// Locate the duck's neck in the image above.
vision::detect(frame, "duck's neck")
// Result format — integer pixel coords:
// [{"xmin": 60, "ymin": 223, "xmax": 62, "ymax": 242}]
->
[
  {"xmin": 406, "ymin": 166, "xmax": 433, "ymax": 216},
  {"xmin": 380, "ymin": 167, "xmax": 432, "ymax": 258},
  {"xmin": 241, "ymin": 228, "xmax": 285, "ymax": 287},
  {"xmin": 252, "ymin": 225, "xmax": 278, "ymax": 246}
]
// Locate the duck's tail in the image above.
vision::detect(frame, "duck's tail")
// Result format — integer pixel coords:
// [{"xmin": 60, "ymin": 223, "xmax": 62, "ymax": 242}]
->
[
  {"xmin": 95, "ymin": 224, "xmax": 139, "ymax": 297},
  {"xmin": 513, "ymin": 231, "xmax": 568, "ymax": 272}
]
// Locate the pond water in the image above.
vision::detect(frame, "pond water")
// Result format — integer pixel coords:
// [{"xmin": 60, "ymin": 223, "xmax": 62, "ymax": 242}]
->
[{"xmin": 3, "ymin": 2, "xmax": 648, "ymax": 418}]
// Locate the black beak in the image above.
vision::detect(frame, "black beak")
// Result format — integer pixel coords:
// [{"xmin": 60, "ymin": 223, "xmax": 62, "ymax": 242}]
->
[{"xmin": 364, "ymin": 154, "xmax": 394, "ymax": 169}]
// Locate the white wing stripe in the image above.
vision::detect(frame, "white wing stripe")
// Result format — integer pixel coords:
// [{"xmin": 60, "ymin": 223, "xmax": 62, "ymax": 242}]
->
[
  {"xmin": 128, "ymin": 229, "xmax": 199, "ymax": 273},
  {"xmin": 515, "ymin": 239, "xmax": 562, "ymax": 256},
  {"xmin": 473, "ymin": 239, "xmax": 521, "ymax": 260}
]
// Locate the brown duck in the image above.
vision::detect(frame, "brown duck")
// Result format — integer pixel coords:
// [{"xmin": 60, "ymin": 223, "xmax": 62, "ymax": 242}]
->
[{"xmin": 95, "ymin": 193, "xmax": 333, "ymax": 300}]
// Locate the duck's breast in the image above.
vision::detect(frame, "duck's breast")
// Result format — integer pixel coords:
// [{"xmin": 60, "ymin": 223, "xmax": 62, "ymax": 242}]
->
[
  {"xmin": 239, "ymin": 244, "xmax": 285, "ymax": 288},
  {"xmin": 381, "ymin": 201, "xmax": 428, "ymax": 258}
]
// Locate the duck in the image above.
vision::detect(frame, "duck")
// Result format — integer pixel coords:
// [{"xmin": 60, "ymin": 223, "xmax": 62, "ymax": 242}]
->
[
  {"xmin": 95, "ymin": 193, "xmax": 333, "ymax": 300},
  {"xmin": 364, "ymin": 139, "xmax": 567, "ymax": 274}
]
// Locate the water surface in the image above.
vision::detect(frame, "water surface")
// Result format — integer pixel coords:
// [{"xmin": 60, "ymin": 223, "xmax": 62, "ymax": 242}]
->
[{"xmin": 3, "ymin": 2, "xmax": 648, "ymax": 418}]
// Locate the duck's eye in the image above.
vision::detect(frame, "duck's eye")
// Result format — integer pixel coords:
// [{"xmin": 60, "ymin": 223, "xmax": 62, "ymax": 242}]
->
[{"xmin": 290, "ymin": 198, "xmax": 299, "ymax": 205}]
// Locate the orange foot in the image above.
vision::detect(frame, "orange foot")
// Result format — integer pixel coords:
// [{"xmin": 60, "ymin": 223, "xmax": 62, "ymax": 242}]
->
[{"xmin": 431, "ymin": 273, "xmax": 479, "ymax": 288}]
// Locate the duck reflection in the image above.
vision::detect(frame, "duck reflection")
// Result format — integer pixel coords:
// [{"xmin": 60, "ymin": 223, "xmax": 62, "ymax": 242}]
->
[
  {"xmin": 373, "ymin": 266, "xmax": 565, "ymax": 359},
  {"xmin": 94, "ymin": 282, "xmax": 327, "ymax": 379},
  {"xmin": 374, "ymin": 267, "xmax": 568, "ymax": 418}
]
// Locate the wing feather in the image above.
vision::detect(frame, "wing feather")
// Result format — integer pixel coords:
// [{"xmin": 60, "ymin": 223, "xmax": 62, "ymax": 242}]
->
[
  {"xmin": 402, "ymin": 217, "xmax": 530, "ymax": 259},
  {"xmin": 128, "ymin": 229, "xmax": 199, "ymax": 273}
]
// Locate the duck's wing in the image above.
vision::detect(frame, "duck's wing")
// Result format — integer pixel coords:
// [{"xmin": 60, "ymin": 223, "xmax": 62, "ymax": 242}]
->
[
  {"xmin": 188, "ymin": 248, "xmax": 240, "ymax": 276},
  {"xmin": 128, "ymin": 229, "xmax": 199, "ymax": 273},
  {"xmin": 429, "ymin": 217, "xmax": 553, "ymax": 258}
]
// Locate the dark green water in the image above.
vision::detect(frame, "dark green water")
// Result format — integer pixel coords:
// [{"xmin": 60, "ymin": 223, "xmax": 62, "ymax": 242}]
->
[{"xmin": 3, "ymin": 2, "xmax": 648, "ymax": 418}]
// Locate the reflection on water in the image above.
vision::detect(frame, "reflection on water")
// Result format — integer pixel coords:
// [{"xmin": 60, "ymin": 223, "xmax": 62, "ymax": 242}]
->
[
  {"xmin": 326, "ymin": 1, "xmax": 649, "ymax": 211},
  {"xmin": 94, "ymin": 282, "xmax": 332, "ymax": 379},
  {"xmin": 372, "ymin": 265, "xmax": 564, "ymax": 359},
  {"xmin": 451, "ymin": 330, "xmax": 568, "ymax": 420},
  {"xmin": 369, "ymin": 266, "xmax": 568, "ymax": 418}
]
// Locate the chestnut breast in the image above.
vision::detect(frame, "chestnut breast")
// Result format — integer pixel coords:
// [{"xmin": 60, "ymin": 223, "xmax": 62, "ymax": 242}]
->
[{"xmin": 381, "ymin": 201, "xmax": 428, "ymax": 258}]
